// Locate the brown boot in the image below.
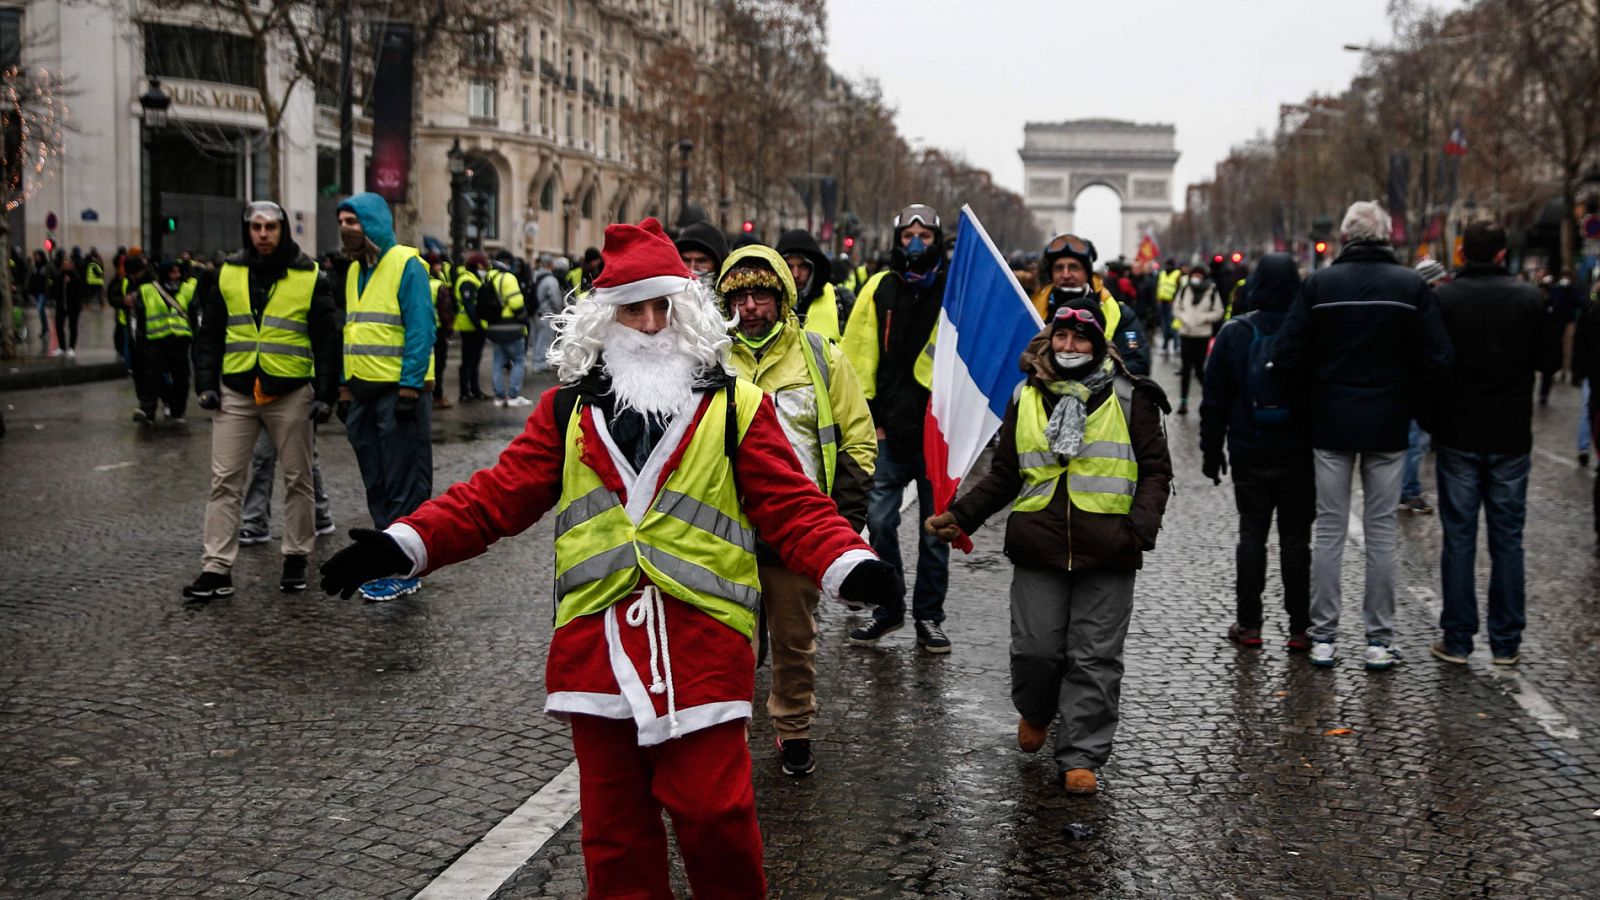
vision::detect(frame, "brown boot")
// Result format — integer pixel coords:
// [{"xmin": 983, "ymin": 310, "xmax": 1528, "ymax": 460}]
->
[
  {"xmin": 1017, "ymin": 717, "xmax": 1047, "ymax": 753},
  {"xmin": 432, "ymin": 396, "xmax": 454, "ymax": 410},
  {"xmin": 1063, "ymin": 768, "xmax": 1098, "ymax": 794}
]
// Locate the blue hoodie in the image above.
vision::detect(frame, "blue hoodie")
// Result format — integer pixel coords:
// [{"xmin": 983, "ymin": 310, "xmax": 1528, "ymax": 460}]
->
[{"xmin": 337, "ymin": 192, "xmax": 435, "ymax": 389}]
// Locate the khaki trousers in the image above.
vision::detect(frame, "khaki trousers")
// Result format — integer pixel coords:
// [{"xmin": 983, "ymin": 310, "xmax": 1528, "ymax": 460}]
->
[
  {"xmin": 202, "ymin": 385, "xmax": 315, "ymax": 572},
  {"xmin": 759, "ymin": 564, "xmax": 821, "ymax": 739}
]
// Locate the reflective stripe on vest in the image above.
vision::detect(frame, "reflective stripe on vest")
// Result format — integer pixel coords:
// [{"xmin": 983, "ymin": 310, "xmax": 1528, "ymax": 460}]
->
[
  {"xmin": 1013, "ymin": 380, "xmax": 1137, "ymax": 514},
  {"xmin": 344, "ymin": 246, "xmax": 433, "ymax": 383},
  {"xmin": 220, "ymin": 263, "xmax": 317, "ymax": 378},
  {"xmin": 139, "ymin": 281, "xmax": 193, "ymax": 339},
  {"xmin": 551, "ymin": 381, "xmax": 766, "ymax": 637},
  {"xmin": 798, "ymin": 330, "xmax": 839, "ymax": 494}
]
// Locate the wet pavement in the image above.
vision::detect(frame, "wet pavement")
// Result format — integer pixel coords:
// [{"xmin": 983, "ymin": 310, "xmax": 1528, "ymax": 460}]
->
[{"xmin": 2, "ymin": 349, "xmax": 1598, "ymax": 898}]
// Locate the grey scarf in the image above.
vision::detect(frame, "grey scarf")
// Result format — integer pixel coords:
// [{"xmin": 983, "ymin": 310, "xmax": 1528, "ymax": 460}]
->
[{"xmin": 1042, "ymin": 358, "xmax": 1115, "ymax": 458}]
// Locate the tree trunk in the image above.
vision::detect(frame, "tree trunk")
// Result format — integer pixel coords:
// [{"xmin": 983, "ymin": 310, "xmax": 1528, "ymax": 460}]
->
[{"xmin": 0, "ymin": 219, "xmax": 13, "ymax": 360}]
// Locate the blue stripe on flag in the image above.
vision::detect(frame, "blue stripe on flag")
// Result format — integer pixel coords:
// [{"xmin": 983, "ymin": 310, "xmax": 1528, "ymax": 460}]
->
[{"xmin": 942, "ymin": 211, "xmax": 1044, "ymax": 421}]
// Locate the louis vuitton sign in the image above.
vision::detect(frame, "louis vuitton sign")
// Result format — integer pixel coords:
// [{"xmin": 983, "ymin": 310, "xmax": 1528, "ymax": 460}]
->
[{"xmin": 167, "ymin": 81, "xmax": 266, "ymax": 116}]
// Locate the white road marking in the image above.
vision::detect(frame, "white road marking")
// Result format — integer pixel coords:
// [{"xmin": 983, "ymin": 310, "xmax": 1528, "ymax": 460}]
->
[
  {"xmin": 92, "ymin": 461, "xmax": 135, "ymax": 472},
  {"xmin": 901, "ymin": 484, "xmax": 916, "ymax": 513},
  {"xmin": 1533, "ymin": 447, "xmax": 1581, "ymax": 470},
  {"xmin": 412, "ymin": 761, "xmax": 582, "ymax": 900}
]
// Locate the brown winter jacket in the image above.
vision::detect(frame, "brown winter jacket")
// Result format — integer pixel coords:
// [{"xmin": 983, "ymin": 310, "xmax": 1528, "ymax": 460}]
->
[{"xmin": 948, "ymin": 332, "xmax": 1173, "ymax": 573}]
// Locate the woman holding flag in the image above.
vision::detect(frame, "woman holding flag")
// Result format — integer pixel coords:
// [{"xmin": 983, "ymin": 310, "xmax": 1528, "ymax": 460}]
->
[{"xmin": 924, "ymin": 297, "xmax": 1172, "ymax": 794}]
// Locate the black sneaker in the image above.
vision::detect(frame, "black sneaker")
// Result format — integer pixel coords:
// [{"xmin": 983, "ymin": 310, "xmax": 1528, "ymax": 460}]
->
[
  {"xmin": 182, "ymin": 571, "xmax": 234, "ymax": 600},
  {"xmin": 777, "ymin": 737, "xmax": 815, "ymax": 777},
  {"xmin": 132, "ymin": 408, "xmax": 153, "ymax": 425},
  {"xmin": 915, "ymin": 620, "xmax": 952, "ymax": 654},
  {"xmin": 1400, "ymin": 495, "xmax": 1434, "ymax": 514},
  {"xmin": 279, "ymin": 555, "xmax": 309, "ymax": 593},
  {"xmin": 1580, "ymin": 452, "xmax": 1590, "ymax": 468},
  {"xmin": 849, "ymin": 616, "xmax": 904, "ymax": 646}
]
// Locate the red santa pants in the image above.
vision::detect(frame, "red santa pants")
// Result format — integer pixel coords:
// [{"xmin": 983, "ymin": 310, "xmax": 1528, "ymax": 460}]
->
[{"xmin": 570, "ymin": 714, "xmax": 766, "ymax": 899}]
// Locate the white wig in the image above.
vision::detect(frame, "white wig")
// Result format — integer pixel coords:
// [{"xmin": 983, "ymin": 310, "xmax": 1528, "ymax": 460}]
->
[
  {"xmin": 547, "ymin": 278, "xmax": 736, "ymax": 384},
  {"xmin": 1340, "ymin": 200, "xmax": 1392, "ymax": 245}
]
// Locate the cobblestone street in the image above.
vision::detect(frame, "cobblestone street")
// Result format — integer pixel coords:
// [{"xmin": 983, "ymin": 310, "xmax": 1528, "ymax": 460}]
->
[{"xmin": 3, "ymin": 359, "xmax": 1598, "ymax": 898}]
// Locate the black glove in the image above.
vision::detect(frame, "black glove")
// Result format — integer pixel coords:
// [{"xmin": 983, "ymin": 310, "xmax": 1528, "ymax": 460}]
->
[
  {"xmin": 197, "ymin": 391, "xmax": 220, "ymax": 411},
  {"xmin": 1202, "ymin": 454, "xmax": 1228, "ymax": 485},
  {"xmin": 320, "ymin": 528, "xmax": 411, "ymax": 600},
  {"xmin": 335, "ymin": 398, "xmax": 352, "ymax": 423},
  {"xmin": 395, "ymin": 395, "xmax": 419, "ymax": 424},
  {"xmin": 309, "ymin": 400, "xmax": 331, "ymax": 425},
  {"xmin": 839, "ymin": 559, "xmax": 900, "ymax": 609}
]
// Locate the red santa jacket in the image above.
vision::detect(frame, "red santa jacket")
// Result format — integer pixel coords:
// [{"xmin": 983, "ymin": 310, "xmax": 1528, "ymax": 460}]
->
[{"xmin": 389, "ymin": 381, "xmax": 875, "ymax": 745}]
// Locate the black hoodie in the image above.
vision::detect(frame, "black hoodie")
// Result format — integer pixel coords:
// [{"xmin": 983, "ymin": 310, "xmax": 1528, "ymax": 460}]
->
[
  {"xmin": 1199, "ymin": 253, "xmax": 1311, "ymax": 465},
  {"xmin": 774, "ymin": 229, "xmax": 833, "ymax": 310},
  {"xmin": 192, "ymin": 212, "xmax": 340, "ymax": 403}
]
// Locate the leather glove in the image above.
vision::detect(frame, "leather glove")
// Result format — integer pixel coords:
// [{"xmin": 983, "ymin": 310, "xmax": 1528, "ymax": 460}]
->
[
  {"xmin": 394, "ymin": 395, "xmax": 419, "ymax": 424},
  {"xmin": 309, "ymin": 400, "xmax": 332, "ymax": 425},
  {"xmin": 335, "ymin": 398, "xmax": 352, "ymax": 423},
  {"xmin": 924, "ymin": 511, "xmax": 962, "ymax": 544},
  {"xmin": 839, "ymin": 558, "xmax": 900, "ymax": 609},
  {"xmin": 1202, "ymin": 454, "xmax": 1228, "ymax": 485},
  {"xmin": 320, "ymin": 528, "xmax": 411, "ymax": 600},
  {"xmin": 197, "ymin": 391, "xmax": 220, "ymax": 411}
]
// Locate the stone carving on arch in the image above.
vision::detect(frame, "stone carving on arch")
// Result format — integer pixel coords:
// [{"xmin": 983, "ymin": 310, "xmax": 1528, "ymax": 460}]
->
[{"xmin": 1068, "ymin": 172, "xmax": 1128, "ymax": 204}]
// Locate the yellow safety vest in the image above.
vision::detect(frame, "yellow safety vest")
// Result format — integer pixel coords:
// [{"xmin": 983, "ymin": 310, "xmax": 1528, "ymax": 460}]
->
[
  {"xmin": 1013, "ymin": 378, "xmax": 1138, "ymax": 515},
  {"xmin": 566, "ymin": 266, "xmax": 586, "ymax": 298},
  {"xmin": 1157, "ymin": 269, "xmax": 1182, "ymax": 303},
  {"xmin": 344, "ymin": 246, "xmax": 434, "ymax": 383},
  {"xmin": 840, "ymin": 271, "xmax": 936, "ymax": 400},
  {"xmin": 730, "ymin": 326, "xmax": 840, "ymax": 494},
  {"xmin": 452, "ymin": 269, "xmax": 482, "ymax": 332},
  {"xmin": 428, "ymin": 276, "xmax": 444, "ymax": 328},
  {"xmin": 1030, "ymin": 284, "xmax": 1122, "ymax": 335},
  {"xmin": 552, "ymin": 380, "xmax": 766, "ymax": 637},
  {"xmin": 139, "ymin": 280, "xmax": 195, "ymax": 340},
  {"xmin": 800, "ymin": 282, "xmax": 842, "ymax": 343},
  {"xmin": 115, "ymin": 276, "xmax": 132, "ymax": 325},
  {"xmin": 484, "ymin": 269, "xmax": 526, "ymax": 323},
  {"xmin": 219, "ymin": 263, "xmax": 317, "ymax": 379},
  {"xmin": 85, "ymin": 261, "xmax": 104, "ymax": 287}
]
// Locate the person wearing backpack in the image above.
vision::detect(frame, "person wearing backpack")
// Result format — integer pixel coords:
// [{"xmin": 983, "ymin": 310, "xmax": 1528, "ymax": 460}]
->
[{"xmin": 1199, "ymin": 252, "xmax": 1314, "ymax": 652}]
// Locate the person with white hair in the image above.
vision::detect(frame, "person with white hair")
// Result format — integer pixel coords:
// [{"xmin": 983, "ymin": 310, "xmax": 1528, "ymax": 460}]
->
[
  {"xmin": 1271, "ymin": 200, "xmax": 1454, "ymax": 672},
  {"xmin": 319, "ymin": 217, "xmax": 896, "ymax": 897}
]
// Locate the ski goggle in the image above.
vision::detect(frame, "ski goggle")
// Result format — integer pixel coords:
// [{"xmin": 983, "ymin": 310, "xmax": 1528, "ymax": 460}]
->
[
  {"xmin": 893, "ymin": 204, "xmax": 940, "ymax": 231},
  {"xmin": 243, "ymin": 201, "xmax": 284, "ymax": 223},
  {"xmin": 1044, "ymin": 233, "xmax": 1096, "ymax": 263},
  {"xmin": 1052, "ymin": 304, "xmax": 1104, "ymax": 334}
]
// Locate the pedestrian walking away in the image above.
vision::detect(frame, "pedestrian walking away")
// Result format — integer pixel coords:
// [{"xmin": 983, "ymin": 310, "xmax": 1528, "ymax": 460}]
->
[
  {"xmin": 184, "ymin": 200, "xmax": 340, "ymax": 600},
  {"xmin": 1171, "ymin": 265, "xmax": 1226, "ymax": 414},
  {"xmin": 479, "ymin": 256, "xmax": 532, "ymax": 406},
  {"xmin": 427, "ymin": 255, "xmax": 457, "ymax": 409},
  {"xmin": 452, "ymin": 255, "xmax": 487, "ymax": 402},
  {"xmin": 319, "ymin": 216, "xmax": 897, "ymax": 898},
  {"xmin": 1271, "ymin": 201, "xmax": 1454, "ymax": 671},
  {"xmin": 926, "ymin": 298, "xmax": 1172, "ymax": 794},
  {"xmin": 716, "ymin": 243, "xmax": 878, "ymax": 778}
]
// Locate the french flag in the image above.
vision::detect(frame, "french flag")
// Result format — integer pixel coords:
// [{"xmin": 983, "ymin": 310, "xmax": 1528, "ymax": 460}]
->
[{"xmin": 923, "ymin": 206, "xmax": 1044, "ymax": 553}]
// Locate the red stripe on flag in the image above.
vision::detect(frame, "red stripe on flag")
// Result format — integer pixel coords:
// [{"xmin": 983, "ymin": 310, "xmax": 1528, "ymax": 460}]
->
[{"xmin": 924, "ymin": 400, "xmax": 974, "ymax": 554}]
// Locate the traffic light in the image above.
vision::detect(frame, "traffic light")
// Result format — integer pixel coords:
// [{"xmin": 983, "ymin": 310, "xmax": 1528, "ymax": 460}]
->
[
  {"xmin": 1212, "ymin": 253, "xmax": 1224, "ymax": 265},
  {"xmin": 842, "ymin": 236, "xmax": 855, "ymax": 250},
  {"xmin": 163, "ymin": 216, "xmax": 177, "ymax": 233},
  {"xmin": 1314, "ymin": 240, "xmax": 1328, "ymax": 255},
  {"xmin": 741, "ymin": 220, "xmax": 755, "ymax": 234},
  {"xmin": 42, "ymin": 237, "xmax": 54, "ymax": 253},
  {"xmin": 1230, "ymin": 251, "xmax": 1243, "ymax": 264}
]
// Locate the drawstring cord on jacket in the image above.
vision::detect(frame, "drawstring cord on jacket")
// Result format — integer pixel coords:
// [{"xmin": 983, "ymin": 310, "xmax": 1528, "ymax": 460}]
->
[{"xmin": 624, "ymin": 586, "xmax": 680, "ymax": 739}]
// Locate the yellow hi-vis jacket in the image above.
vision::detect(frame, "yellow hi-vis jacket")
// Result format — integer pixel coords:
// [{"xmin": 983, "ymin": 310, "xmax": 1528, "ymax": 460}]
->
[
  {"xmin": 798, "ymin": 282, "xmax": 842, "ymax": 343},
  {"xmin": 344, "ymin": 246, "xmax": 434, "ymax": 383},
  {"xmin": 452, "ymin": 268, "xmax": 482, "ymax": 333},
  {"xmin": 1029, "ymin": 281, "xmax": 1123, "ymax": 335},
  {"xmin": 138, "ymin": 279, "xmax": 196, "ymax": 340},
  {"xmin": 1012, "ymin": 376, "xmax": 1138, "ymax": 515},
  {"xmin": 552, "ymin": 380, "xmax": 767, "ymax": 638},
  {"xmin": 839, "ymin": 271, "xmax": 936, "ymax": 399},
  {"xmin": 219, "ymin": 263, "xmax": 317, "ymax": 378},
  {"xmin": 1157, "ymin": 268, "xmax": 1183, "ymax": 303}
]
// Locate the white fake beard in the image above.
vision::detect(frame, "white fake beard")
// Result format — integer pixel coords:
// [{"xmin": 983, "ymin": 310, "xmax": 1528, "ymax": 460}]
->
[{"xmin": 601, "ymin": 321, "xmax": 697, "ymax": 419}]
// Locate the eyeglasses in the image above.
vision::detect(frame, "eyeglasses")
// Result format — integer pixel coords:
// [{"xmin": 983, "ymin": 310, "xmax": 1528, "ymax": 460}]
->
[
  {"xmin": 893, "ymin": 204, "xmax": 940, "ymax": 231},
  {"xmin": 1045, "ymin": 233, "xmax": 1096, "ymax": 263},
  {"xmin": 726, "ymin": 288, "xmax": 777, "ymax": 306}
]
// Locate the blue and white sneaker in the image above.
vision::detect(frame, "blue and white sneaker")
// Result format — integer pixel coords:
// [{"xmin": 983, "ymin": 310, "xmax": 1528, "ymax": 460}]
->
[
  {"xmin": 360, "ymin": 577, "xmax": 422, "ymax": 601},
  {"xmin": 1310, "ymin": 641, "xmax": 1337, "ymax": 667},
  {"xmin": 389, "ymin": 577, "xmax": 422, "ymax": 598},
  {"xmin": 1363, "ymin": 642, "xmax": 1403, "ymax": 671}
]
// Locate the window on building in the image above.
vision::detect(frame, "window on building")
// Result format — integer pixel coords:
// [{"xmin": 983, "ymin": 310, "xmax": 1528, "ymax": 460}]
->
[
  {"xmin": 540, "ymin": 177, "xmax": 556, "ymax": 212},
  {"xmin": 565, "ymin": 48, "xmax": 574, "ymax": 83},
  {"xmin": 521, "ymin": 85, "xmax": 530, "ymax": 125},
  {"xmin": 539, "ymin": 87, "xmax": 549, "ymax": 126},
  {"xmin": 469, "ymin": 27, "xmax": 495, "ymax": 63},
  {"xmin": 566, "ymin": 0, "xmax": 577, "ymax": 23},
  {"xmin": 143, "ymin": 23, "xmax": 259, "ymax": 87},
  {"xmin": 469, "ymin": 79, "xmax": 497, "ymax": 119},
  {"xmin": 581, "ymin": 188, "xmax": 594, "ymax": 219},
  {"xmin": 565, "ymin": 103, "xmax": 574, "ymax": 142},
  {"xmin": 465, "ymin": 155, "xmax": 499, "ymax": 241},
  {"xmin": 0, "ymin": 9, "xmax": 20, "ymax": 68}
]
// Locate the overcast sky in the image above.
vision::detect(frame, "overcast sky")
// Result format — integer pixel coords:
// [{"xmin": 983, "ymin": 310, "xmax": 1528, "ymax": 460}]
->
[{"xmin": 827, "ymin": 0, "xmax": 1407, "ymax": 257}]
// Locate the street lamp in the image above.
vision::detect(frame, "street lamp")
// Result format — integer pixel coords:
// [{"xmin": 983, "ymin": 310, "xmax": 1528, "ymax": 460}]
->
[
  {"xmin": 138, "ymin": 77, "xmax": 172, "ymax": 259},
  {"xmin": 562, "ymin": 194, "xmax": 574, "ymax": 260},
  {"xmin": 676, "ymin": 138, "xmax": 693, "ymax": 227},
  {"xmin": 718, "ymin": 195, "xmax": 731, "ymax": 232},
  {"xmin": 447, "ymin": 137, "xmax": 467, "ymax": 260}
]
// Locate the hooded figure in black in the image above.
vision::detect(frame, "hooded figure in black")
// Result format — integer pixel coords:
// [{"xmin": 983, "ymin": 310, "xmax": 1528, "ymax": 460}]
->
[
  {"xmin": 775, "ymin": 228, "xmax": 850, "ymax": 337},
  {"xmin": 1198, "ymin": 251, "xmax": 1314, "ymax": 650}
]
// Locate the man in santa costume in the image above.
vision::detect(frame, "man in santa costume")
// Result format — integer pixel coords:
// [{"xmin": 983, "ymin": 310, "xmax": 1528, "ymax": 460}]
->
[{"xmin": 321, "ymin": 217, "xmax": 896, "ymax": 898}]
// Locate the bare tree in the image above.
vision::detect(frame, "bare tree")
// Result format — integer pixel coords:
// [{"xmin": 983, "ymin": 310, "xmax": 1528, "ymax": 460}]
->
[{"xmin": 0, "ymin": 64, "xmax": 65, "ymax": 359}]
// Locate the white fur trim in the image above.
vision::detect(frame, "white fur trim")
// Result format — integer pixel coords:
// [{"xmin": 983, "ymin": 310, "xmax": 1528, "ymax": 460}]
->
[
  {"xmin": 587, "ymin": 604, "xmax": 749, "ymax": 746},
  {"xmin": 821, "ymin": 549, "xmax": 879, "ymax": 605},
  {"xmin": 587, "ymin": 275, "xmax": 694, "ymax": 307},
  {"xmin": 589, "ymin": 391, "xmax": 699, "ymax": 523},
  {"xmin": 544, "ymin": 691, "xmax": 633, "ymax": 720},
  {"xmin": 386, "ymin": 523, "xmax": 427, "ymax": 577}
]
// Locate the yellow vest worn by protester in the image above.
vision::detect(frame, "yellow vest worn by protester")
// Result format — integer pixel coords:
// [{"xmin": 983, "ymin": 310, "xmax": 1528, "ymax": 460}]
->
[
  {"xmin": 344, "ymin": 245, "xmax": 434, "ymax": 383},
  {"xmin": 115, "ymin": 276, "xmax": 132, "ymax": 326},
  {"xmin": 85, "ymin": 260, "xmax": 104, "ymax": 288},
  {"xmin": 482, "ymin": 269, "xmax": 526, "ymax": 332},
  {"xmin": 552, "ymin": 380, "xmax": 766, "ymax": 638},
  {"xmin": 428, "ymin": 276, "xmax": 444, "ymax": 328},
  {"xmin": 1157, "ymin": 268, "xmax": 1182, "ymax": 303},
  {"xmin": 452, "ymin": 269, "xmax": 482, "ymax": 333},
  {"xmin": 730, "ymin": 326, "xmax": 841, "ymax": 494},
  {"xmin": 219, "ymin": 263, "xmax": 317, "ymax": 379},
  {"xmin": 139, "ymin": 279, "xmax": 195, "ymax": 340},
  {"xmin": 1013, "ymin": 378, "xmax": 1138, "ymax": 515},
  {"xmin": 840, "ymin": 271, "xmax": 936, "ymax": 399},
  {"xmin": 799, "ymin": 282, "xmax": 842, "ymax": 343}
]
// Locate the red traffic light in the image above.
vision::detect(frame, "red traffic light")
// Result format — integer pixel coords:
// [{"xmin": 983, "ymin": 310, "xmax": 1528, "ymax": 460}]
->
[
  {"xmin": 1212, "ymin": 254, "xmax": 1223, "ymax": 264},
  {"xmin": 1230, "ymin": 251, "xmax": 1243, "ymax": 264},
  {"xmin": 42, "ymin": 238, "xmax": 54, "ymax": 253},
  {"xmin": 1314, "ymin": 240, "xmax": 1328, "ymax": 254},
  {"xmin": 842, "ymin": 236, "xmax": 855, "ymax": 249},
  {"xmin": 741, "ymin": 221, "xmax": 754, "ymax": 234}
]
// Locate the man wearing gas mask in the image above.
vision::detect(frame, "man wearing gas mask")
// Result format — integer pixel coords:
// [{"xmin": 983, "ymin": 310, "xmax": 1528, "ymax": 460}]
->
[
  {"xmin": 1029, "ymin": 234, "xmax": 1150, "ymax": 377},
  {"xmin": 840, "ymin": 204, "xmax": 954, "ymax": 653}
]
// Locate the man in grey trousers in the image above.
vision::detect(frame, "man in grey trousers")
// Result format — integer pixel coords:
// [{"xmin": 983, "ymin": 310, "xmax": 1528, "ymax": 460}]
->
[
  {"xmin": 237, "ymin": 429, "xmax": 335, "ymax": 545},
  {"xmin": 1272, "ymin": 200, "xmax": 1454, "ymax": 671}
]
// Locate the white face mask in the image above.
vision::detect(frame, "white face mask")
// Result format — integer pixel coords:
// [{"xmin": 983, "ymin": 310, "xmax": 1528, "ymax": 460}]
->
[
  {"xmin": 1190, "ymin": 275, "xmax": 1203, "ymax": 285},
  {"xmin": 1054, "ymin": 351, "xmax": 1094, "ymax": 370}
]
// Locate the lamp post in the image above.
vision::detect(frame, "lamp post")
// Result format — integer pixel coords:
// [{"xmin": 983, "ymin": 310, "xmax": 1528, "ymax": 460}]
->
[
  {"xmin": 138, "ymin": 77, "xmax": 172, "ymax": 259},
  {"xmin": 447, "ymin": 138, "xmax": 467, "ymax": 260},
  {"xmin": 676, "ymin": 138, "xmax": 693, "ymax": 227},
  {"xmin": 562, "ymin": 194, "xmax": 574, "ymax": 260},
  {"xmin": 718, "ymin": 195, "xmax": 731, "ymax": 232}
]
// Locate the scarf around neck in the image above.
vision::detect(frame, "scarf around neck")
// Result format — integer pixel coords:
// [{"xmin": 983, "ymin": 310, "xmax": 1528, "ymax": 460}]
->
[{"xmin": 1041, "ymin": 357, "xmax": 1116, "ymax": 458}]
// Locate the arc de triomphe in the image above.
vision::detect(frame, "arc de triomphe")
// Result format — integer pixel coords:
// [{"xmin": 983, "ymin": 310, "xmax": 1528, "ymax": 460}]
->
[{"xmin": 1019, "ymin": 119, "xmax": 1179, "ymax": 260}]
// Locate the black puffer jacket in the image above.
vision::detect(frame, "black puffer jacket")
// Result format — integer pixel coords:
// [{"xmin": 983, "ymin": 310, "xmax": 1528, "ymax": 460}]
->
[
  {"xmin": 1431, "ymin": 264, "xmax": 1551, "ymax": 455},
  {"xmin": 1271, "ymin": 242, "xmax": 1453, "ymax": 451}
]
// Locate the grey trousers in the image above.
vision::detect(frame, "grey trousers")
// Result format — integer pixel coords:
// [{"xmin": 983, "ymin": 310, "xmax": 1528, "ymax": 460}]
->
[
  {"xmin": 1010, "ymin": 566, "xmax": 1135, "ymax": 772},
  {"xmin": 241, "ymin": 428, "xmax": 332, "ymax": 534},
  {"xmin": 1309, "ymin": 449, "xmax": 1404, "ymax": 645}
]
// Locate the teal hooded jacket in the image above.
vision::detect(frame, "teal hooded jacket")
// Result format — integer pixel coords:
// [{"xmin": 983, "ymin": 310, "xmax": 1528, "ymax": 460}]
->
[{"xmin": 336, "ymin": 192, "xmax": 436, "ymax": 389}]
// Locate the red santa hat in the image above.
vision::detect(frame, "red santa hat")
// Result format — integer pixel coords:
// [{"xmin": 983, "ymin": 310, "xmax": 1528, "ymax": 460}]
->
[{"xmin": 587, "ymin": 217, "xmax": 695, "ymax": 306}]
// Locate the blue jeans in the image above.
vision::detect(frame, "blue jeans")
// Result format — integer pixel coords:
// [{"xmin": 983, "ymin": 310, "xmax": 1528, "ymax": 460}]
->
[
  {"xmin": 1402, "ymin": 420, "xmax": 1429, "ymax": 498},
  {"xmin": 491, "ymin": 335, "xmax": 526, "ymax": 399},
  {"xmin": 866, "ymin": 439, "xmax": 948, "ymax": 624},
  {"xmin": 1435, "ymin": 446, "xmax": 1529, "ymax": 658}
]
